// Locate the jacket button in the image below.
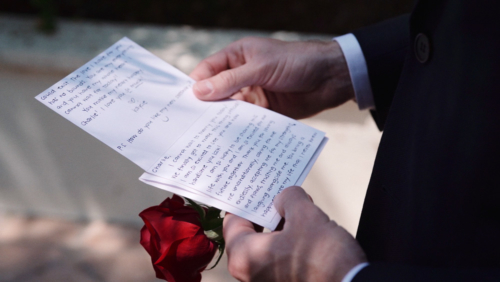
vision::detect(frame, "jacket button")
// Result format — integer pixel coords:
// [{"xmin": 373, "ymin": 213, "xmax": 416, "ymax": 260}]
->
[{"xmin": 414, "ymin": 33, "xmax": 430, "ymax": 63}]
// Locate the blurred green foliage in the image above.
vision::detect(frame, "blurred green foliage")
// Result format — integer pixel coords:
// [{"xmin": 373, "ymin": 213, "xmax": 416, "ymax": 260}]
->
[
  {"xmin": 30, "ymin": 0, "xmax": 56, "ymax": 33},
  {"xmin": 0, "ymin": 0, "xmax": 413, "ymax": 34}
]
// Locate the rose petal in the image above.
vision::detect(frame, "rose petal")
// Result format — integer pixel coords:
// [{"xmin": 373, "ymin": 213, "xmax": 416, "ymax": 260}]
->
[
  {"xmin": 139, "ymin": 195, "xmax": 219, "ymax": 282},
  {"xmin": 141, "ymin": 209, "xmax": 202, "ymax": 241},
  {"xmin": 140, "ymin": 225, "xmax": 152, "ymax": 255},
  {"xmin": 140, "ymin": 225, "xmax": 167, "ymax": 280},
  {"xmin": 155, "ymin": 235, "xmax": 218, "ymax": 282},
  {"xmin": 159, "ymin": 194, "xmax": 186, "ymax": 209}
]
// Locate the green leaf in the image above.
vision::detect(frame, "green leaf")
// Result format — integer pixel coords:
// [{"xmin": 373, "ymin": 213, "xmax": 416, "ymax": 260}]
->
[
  {"xmin": 184, "ymin": 197, "xmax": 206, "ymax": 223},
  {"xmin": 204, "ymin": 225, "xmax": 224, "ymax": 244},
  {"xmin": 203, "ymin": 218, "xmax": 224, "ymax": 232},
  {"xmin": 206, "ymin": 207, "xmax": 222, "ymax": 220}
]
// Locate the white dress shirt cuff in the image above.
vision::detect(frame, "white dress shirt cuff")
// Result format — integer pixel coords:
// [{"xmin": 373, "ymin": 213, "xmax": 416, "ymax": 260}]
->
[
  {"xmin": 341, "ymin": 262, "xmax": 370, "ymax": 282},
  {"xmin": 334, "ymin": 33, "xmax": 375, "ymax": 110}
]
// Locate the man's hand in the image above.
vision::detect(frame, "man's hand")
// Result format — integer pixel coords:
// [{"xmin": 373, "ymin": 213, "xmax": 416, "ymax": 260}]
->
[
  {"xmin": 223, "ymin": 186, "xmax": 367, "ymax": 282},
  {"xmin": 190, "ymin": 37, "xmax": 355, "ymax": 119}
]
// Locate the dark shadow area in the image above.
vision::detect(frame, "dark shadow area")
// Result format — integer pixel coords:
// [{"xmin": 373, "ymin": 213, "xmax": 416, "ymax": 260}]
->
[{"xmin": 1, "ymin": 0, "xmax": 413, "ymax": 34}]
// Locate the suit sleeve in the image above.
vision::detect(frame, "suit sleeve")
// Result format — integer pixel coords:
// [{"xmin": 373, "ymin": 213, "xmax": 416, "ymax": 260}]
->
[
  {"xmin": 351, "ymin": 14, "xmax": 410, "ymax": 130},
  {"xmin": 352, "ymin": 263, "xmax": 500, "ymax": 282}
]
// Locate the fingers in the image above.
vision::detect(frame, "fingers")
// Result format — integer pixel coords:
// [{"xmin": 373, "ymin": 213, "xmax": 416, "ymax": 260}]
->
[
  {"xmin": 223, "ymin": 213, "xmax": 262, "ymax": 280},
  {"xmin": 189, "ymin": 48, "xmax": 237, "ymax": 81},
  {"xmin": 274, "ymin": 186, "xmax": 330, "ymax": 228},
  {"xmin": 230, "ymin": 86, "xmax": 270, "ymax": 108},
  {"xmin": 223, "ymin": 213, "xmax": 256, "ymax": 246},
  {"xmin": 190, "ymin": 39, "xmax": 262, "ymax": 101},
  {"xmin": 193, "ymin": 64, "xmax": 259, "ymax": 101}
]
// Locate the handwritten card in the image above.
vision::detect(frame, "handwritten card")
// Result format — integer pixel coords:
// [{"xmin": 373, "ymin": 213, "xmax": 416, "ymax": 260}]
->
[{"xmin": 35, "ymin": 37, "xmax": 327, "ymax": 230}]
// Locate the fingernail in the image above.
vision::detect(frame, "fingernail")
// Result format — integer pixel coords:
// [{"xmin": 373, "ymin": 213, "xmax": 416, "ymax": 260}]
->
[{"xmin": 194, "ymin": 80, "xmax": 214, "ymax": 96}]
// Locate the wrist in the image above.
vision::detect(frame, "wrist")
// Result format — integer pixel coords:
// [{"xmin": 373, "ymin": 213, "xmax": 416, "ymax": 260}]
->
[
  {"xmin": 334, "ymin": 33, "xmax": 375, "ymax": 110},
  {"xmin": 321, "ymin": 40, "xmax": 356, "ymax": 109}
]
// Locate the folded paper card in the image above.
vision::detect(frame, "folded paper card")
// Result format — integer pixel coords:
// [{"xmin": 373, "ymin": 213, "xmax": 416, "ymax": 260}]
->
[{"xmin": 35, "ymin": 37, "xmax": 327, "ymax": 230}]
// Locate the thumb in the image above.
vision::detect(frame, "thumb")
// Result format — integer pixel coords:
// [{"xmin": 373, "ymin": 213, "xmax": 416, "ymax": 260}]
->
[
  {"xmin": 274, "ymin": 186, "xmax": 329, "ymax": 228},
  {"xmin": 193, "ymin": 64, "xmax": 258, "ymax": 101}
]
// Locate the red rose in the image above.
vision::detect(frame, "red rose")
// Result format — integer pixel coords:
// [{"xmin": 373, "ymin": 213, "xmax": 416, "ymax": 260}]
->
[{"xmin": 139, "ymin": 195, "xmax": 219, "ymax": 282}]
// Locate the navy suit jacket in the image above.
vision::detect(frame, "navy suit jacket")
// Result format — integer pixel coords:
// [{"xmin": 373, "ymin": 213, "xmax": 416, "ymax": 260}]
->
[{"xmin": 350, "ymin": 0, "xmax": 500, "ymax": 280}]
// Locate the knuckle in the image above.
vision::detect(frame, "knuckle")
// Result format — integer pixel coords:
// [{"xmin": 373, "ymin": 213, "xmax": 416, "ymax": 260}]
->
[
  {"xmin": 312, "ymin": 206, "xmax": 329, "ymax": 221},
  {"xmin": 276, "ymin": 186, "xmax": 302, "ymax": 201},
  {"xmin": 200, "ymin": 60, "xmax": 216, "ymax": 76},
  {"xmin": 227, "ymin": 262, "xmax": 239, "ymax": 276},
  {"xmin": 238, "ymin": 36, "xmax": 256, "ymax": 44},
  {"xmin": 325, "ymin": 220, "xmax": 340, "ymax": 231},
  {"xmin": 219, "ymin": 70, "xmax": 236, "ymax": 88},
  {"xmin": 298, "ymin": 204, "xmax": 329, "ymax": 224},
  {"xmin": 278, "ymin": 186, "xmax": 306, "ymax": 205},
  {"xmin": 227, "ymin": 255, "xmax": 248, "ymax": 281}
]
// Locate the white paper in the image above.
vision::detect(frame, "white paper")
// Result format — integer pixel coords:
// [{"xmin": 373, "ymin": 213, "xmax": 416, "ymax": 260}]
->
[
  {"xmin": 140, "ymin": 137, "xmax": 328, "ymax": 229},
  {"xmin": 35, "ymin": 37, "xmax": 327, "ymax": 230},
  {"xmin": 35, "ymin": 37, "xmax": 208, "ymax": 170}
]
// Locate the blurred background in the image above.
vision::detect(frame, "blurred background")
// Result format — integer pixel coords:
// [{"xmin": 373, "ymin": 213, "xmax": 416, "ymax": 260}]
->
[{"xmin": 0, "ymin": 1, "xmax": 411, "ymax": 281}]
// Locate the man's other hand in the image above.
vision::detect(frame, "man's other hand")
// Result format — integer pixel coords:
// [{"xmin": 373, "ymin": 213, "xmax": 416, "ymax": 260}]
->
[
  {"xmin": 223, "ymin": 186, "xmax": 367, "ymax": 282},
  {"xmin": 190, "ymin": 37, "xmax": 355, "ymax": 119}
]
